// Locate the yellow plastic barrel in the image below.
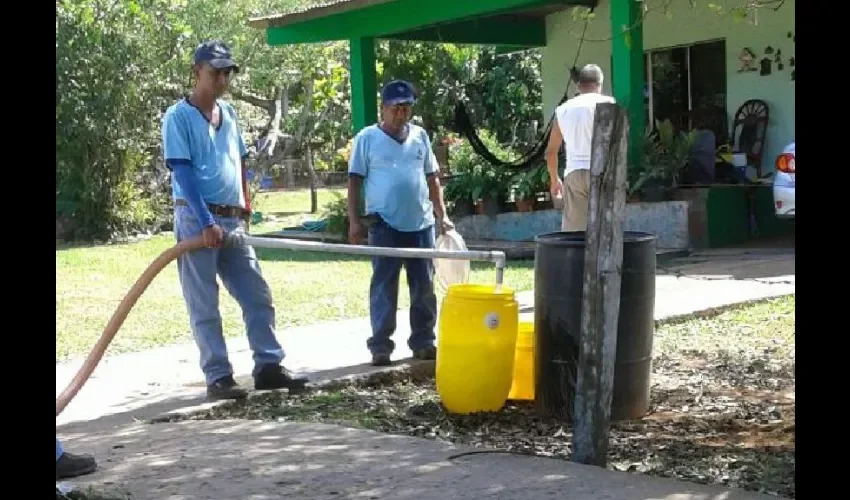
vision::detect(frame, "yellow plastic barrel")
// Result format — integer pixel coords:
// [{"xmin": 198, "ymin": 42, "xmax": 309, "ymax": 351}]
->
[
  {"xmin": 508, "ymin": 321, "xmax": 535, "ymax": 401},
  {"xmin": 436, "ymin": 284, "xmax": 518, "ymax": 414}
]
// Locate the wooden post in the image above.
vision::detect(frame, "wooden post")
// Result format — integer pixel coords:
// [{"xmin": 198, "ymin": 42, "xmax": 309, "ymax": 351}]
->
[{"xmin": 571, "ymin": 102, "xmax": 630, "ymax": 467}]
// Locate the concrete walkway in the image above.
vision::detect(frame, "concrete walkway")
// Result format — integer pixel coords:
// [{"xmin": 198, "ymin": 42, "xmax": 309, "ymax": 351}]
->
[
  {"xmin": 57, "ymin": 247, "xmax": 794, "ymax": 431},
  {"xmin": 62, "ymin": 420, "xmax": 783, "ymax": 500}
]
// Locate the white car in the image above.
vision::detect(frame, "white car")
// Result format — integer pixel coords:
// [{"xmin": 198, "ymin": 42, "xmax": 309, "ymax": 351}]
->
[{"xmin": 773, "ymin": 141, "xmax": 795, "ymax": 218}]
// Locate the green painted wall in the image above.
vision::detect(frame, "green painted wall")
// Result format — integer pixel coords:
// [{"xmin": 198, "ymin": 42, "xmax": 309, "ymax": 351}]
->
[{"xmin": 542, "ymin": 0, "xmax": 795, "ymax": 166}]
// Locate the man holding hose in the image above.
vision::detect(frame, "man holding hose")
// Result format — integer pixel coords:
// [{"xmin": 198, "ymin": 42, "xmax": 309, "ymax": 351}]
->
[
  {"xmin": 347, "ymin": 80, "xmax": 453, "ymax": 367},
  {"xmin": 56, "ymin": 437, "xmax": 96, "ymax": 480},
  {"xmin": 161, "ymin": 40, "xmax": 307, "ymax": 400}
]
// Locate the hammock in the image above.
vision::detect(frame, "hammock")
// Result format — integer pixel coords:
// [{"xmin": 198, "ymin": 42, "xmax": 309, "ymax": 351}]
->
[
  {"xmin": 452, "ymin": 66, "xmax": 581, "ymax": 172},
  {"xmin": 451, "ymin": 18, "xmax": 589, "ymax": 172}
]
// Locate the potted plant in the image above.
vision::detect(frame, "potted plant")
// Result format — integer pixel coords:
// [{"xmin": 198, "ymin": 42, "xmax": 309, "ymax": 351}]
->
[
  {"xmin": 630, "ymin": 119, "xmax": 696, "ymax": 201},
  {"xmin": 472, "ymin": 167, "xmax": 510, "ymax": 216},
  {"xmin": 511, "ymin": 165, "xmax": 548, "ymax": 212},
  {"xmin": 443, "ymin": 174, "xmax": 475, "ymax": 217},
  {"xmin": 442, "ymin": 128, "xmax": 517, "ymax": 216}
]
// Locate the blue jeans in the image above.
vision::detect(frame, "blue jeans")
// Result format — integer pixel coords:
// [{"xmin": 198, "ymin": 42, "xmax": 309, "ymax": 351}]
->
[
  {"xmin": 174, "ymin": 205, "xmax": 284, "ymax": 385},
  {"xmin": 57, "ymin": 438, "xmax": 63, "ymax": 461},
  {"xmin": 367, "ymin": 218, "xmax": 437, "ymax": 355}
]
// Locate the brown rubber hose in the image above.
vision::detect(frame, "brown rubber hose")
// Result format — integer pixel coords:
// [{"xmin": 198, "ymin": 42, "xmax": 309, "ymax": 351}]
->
[{"xmin": 56, "ymin": 235, "xmax": 208, "ymax": 416}]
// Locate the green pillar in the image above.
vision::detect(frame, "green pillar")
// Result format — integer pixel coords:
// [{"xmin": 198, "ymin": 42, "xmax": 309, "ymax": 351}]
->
[
  {"xmin": 610, "ymin": 0, "xmax": 644, "ymax": 173},
  {"xmin": 349, "ymin": 37, "xmax": 377, "ymax": 133}
]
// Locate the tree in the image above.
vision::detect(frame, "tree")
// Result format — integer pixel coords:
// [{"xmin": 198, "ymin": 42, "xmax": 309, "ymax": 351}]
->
[
  {"xmin": 377, "ymin": 41, "xmax": 543, "ymax": 149},
  {"xmin": 56, "ymin": 0, "xmax": 190, "ymax": 239}
]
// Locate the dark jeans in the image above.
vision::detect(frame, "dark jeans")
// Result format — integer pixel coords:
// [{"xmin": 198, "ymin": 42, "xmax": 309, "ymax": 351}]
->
[{"xmin": 367, "ymin": 218, "xmax": 437, "ymax": 355}]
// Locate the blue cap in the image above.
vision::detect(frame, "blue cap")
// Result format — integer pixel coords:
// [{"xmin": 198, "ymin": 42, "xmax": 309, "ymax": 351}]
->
[
  {"xmin": 192, "ymin": 40, "xmax": 239, "ymax": 73},
  {"xmin": 381, "ymin": 80, "xmax": 416, "ymax": 105}
]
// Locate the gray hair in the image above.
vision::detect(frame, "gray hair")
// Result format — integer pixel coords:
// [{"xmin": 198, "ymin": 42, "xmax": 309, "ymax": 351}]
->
[{"xmin": 577, "ymin": 64, "xmax": 604, "ymax": 87}]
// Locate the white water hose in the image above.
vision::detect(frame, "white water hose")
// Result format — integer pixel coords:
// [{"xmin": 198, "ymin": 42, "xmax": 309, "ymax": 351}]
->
[
  {"xmin": 231, "ymin": 232, "xmax": 506, "ymax": 284},
  {"xmin": 56, "ymin": 229, "xmax": 507, "ymax": 416}
]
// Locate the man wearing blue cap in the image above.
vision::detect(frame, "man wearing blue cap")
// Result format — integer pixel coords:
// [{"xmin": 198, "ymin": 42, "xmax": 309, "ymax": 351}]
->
[
  {"xmin": 160, "ymin": 40, "xmax": 308, "ymax": 400},
  {"xmin": 347, "ymin": 80, "xmax": 453, "ymax": 366},
  {"xmin": 56, "ymin": 437, "xmax": 97, "ymax": 480}
]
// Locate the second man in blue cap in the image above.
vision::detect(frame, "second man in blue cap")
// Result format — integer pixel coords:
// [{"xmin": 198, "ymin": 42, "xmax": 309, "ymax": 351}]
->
[{"xmin": 347, "ymin": 80, "xmax": 454, "ymax": 366}]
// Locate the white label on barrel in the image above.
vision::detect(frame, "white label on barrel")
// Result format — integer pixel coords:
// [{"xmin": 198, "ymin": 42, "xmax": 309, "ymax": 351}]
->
[{"xmin": 484, "ymin": 313, "xmax": 500, "ymax": 330}]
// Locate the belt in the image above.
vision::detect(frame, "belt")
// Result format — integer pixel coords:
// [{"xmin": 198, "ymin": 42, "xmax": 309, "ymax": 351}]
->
[{"xmin": 174, "ymin": 199, "xmax": 246, "ymax": 219}]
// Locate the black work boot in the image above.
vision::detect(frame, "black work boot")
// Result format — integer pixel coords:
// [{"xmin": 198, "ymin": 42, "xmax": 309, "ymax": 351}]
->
[
  {"xmin": 207, "ymin": 375, "xmax": 248, "ymax": 401},
  {"xmin": 56, "ymin": 451, "xmax": 97, "ymax": 480},
  {"xmin": 254, "ymin": 364, "xmax": 309, "ymax": 391},
  {"xmin": 371, "ymin": 353, "xmax": 392, "ymax": 367},
  {"xmin": 412, "ymin": 346, "xmax": 437, "ymax": 361}
]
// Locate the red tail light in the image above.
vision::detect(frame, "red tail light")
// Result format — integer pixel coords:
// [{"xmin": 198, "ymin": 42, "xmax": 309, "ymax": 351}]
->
[{"xmin": 775, "ymin": 153, "xmax": 795, "ymax": 173}]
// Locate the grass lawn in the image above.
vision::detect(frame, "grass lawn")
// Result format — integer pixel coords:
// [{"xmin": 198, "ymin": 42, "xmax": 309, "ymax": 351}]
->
[
  {"xmin": 249, "ymin": 187, "xmax": 345, "ymax": 233},
  {"xmin": 166, "ymin": 295, "xmax": 795, "ymax": 498},
  {"xmin": 56, "ymin": 188, "xmax": 534, "ymax": 360}
]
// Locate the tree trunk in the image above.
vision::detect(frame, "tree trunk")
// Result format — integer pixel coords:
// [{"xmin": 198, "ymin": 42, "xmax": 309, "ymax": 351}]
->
[
  {"xmin": 234, "ymin": 86, "xmax": 290, "ymax": 204},
  {"xmin": 307, "ymin": 143, "xmax": 318, "ymax": 213},
  {"xmin": 295, "ymin": 80, "xmax": 315, "ymax": 144},
  {"xmin": 265, "ymin": 86, "xmax": 287, "ymax": 156}
]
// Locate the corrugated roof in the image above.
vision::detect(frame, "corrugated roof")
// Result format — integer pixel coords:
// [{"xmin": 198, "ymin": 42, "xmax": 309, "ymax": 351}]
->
[{"xmin": 248, "ymin": 0, "xmax": 394, "ymax": 29}]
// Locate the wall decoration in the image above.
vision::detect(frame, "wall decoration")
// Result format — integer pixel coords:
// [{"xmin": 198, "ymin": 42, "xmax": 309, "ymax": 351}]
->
[
  {"xmin": 788, "ymin": 30, "xmax": 795, "ymax": 81},
  {"xmin": 760, "ymin": 57, "xmax": 773, "ymax": 76},
  {"xmin": 738, "ymin": 47, "xmax": 758, "ymax": 72}
]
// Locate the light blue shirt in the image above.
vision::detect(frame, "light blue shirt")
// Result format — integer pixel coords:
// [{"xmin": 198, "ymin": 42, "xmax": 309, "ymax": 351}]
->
[
  {"xmin": 161, "ymin": 98, "xmax": 247, "ymax": 207},
  {"xmin": 348, "ymin": 124, "xmax": 438, "ymax": 232}
]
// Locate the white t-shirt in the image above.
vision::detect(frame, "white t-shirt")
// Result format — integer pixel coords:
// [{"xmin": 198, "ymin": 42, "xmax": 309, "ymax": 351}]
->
[{"xmin": 554, "ymin": 92, "xmax": 616, "ymax": 177}]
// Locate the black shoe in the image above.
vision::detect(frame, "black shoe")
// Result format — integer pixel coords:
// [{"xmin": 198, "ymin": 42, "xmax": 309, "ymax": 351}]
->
[
  {"xmin": 413, "ymin": 346, "xmax": 437, "ymax": 361},
  {"xmin": 371, "ymin": 353, "xmax": 392, "ymax": 367},
  {"xmin": 207, "ymin": 375, "xmax": 248, "ymax": 401},
  {"xmin": 56, "ymin": 451, "xmax": 97, "ymax": 480},
  {"xmin": 254, "ymin": 364, "xmax": 309, "ymax": 391}
]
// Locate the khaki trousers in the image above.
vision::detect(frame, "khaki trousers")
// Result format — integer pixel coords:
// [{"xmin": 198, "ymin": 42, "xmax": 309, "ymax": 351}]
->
[{"xmin": 561, "ymin": 169, "xmax": 590, "ymax": 232}]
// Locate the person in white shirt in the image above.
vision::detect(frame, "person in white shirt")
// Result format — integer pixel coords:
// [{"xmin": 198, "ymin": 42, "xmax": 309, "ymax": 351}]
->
[{"xmin": 544, "ymin": 64, "xmax": 615, "ymax": 231}]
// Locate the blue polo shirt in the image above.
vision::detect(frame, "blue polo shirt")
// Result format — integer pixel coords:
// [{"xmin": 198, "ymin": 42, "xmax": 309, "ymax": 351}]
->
[
  {"xmin": 161, "ymin": 98, "xmax": 247, "ymax": 208},
  {"xmin": 348, "ymin": 124, "xmax": 438, "ymax": 232}
]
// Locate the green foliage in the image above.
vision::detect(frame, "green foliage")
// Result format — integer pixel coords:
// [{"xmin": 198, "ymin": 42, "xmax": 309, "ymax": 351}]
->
[
  {"xmin": 443, "ymin": 130, "xmax": 517, "ymax": 204},
  {"xmin": 630, "ymin": 119, "xmax": 696, "ymax": 195},
  {"xmin": 459, "ymin": 47, "xmax": 543, "ymax": 148},
  {"xmin": 377, "ymin": 43, "xmax": 543, "ymax": 149},
  {"xmin": 320, "ymin": 191, "xmax": 349, "ymax": 237},
  {"xmin": 56, "ymin": 0, "xmax": 181, "ymax": 240},
  {"xmin": 511, "ymin": 164, "xmax": 548, "ymax": 200}
]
